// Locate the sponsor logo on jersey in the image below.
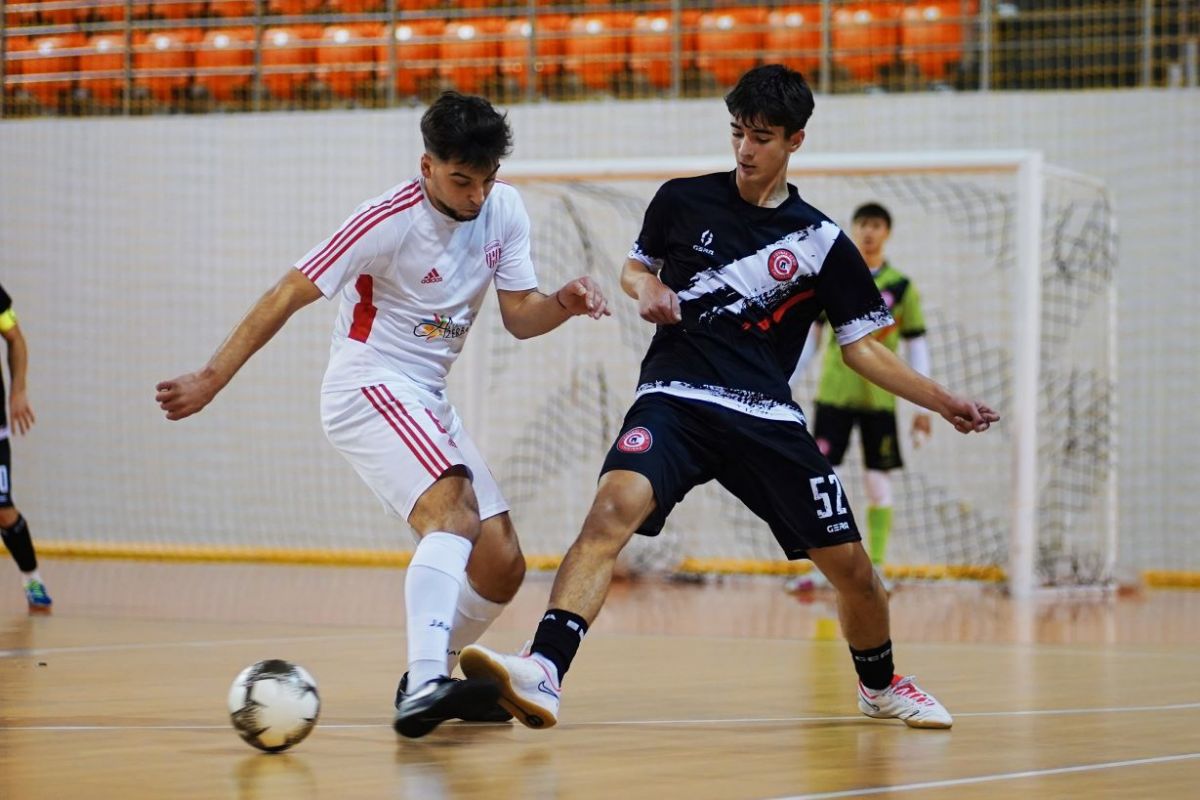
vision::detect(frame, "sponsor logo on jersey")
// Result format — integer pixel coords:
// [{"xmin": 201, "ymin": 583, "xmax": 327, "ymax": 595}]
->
[
  {"xmin": 485, "ymin": 240, "xmax": 502, "ymax": 269},
  {"xmin": 692, "ymin": 229, "xmax": 715, "ymax": 256},
  {"xmin": 413, "ymin": 314, "xmax": 470, "ymax": 341},
  {"xmin": 617, "ymin": 426, "xmax": 653, "ymax": 453},
  {"xmin": 421, "ymin": 268, "xmax": 443, "ymax": 284},
  {"xmin": 768, "ymin": 248, "xmax": 799, "ymax": 281}
]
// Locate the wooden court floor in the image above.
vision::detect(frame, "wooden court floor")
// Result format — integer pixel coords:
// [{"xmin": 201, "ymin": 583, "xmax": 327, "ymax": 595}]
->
[{"xmin": 2, "ymin": 560, "xmax": 1199, "ymax": 799}]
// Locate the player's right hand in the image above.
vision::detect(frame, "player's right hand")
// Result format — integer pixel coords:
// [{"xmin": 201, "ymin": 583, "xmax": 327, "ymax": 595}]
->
[
  {"xmin": 638, "ymin": 277, "xmax": 682, "ymax": 325},
  {"xmin": 155, "ymin": 370, "xmax": 220, "ymax": 421},
  {"xmin": 940, "ymin": 397, "xmax": 1000, "ymax": 434}
]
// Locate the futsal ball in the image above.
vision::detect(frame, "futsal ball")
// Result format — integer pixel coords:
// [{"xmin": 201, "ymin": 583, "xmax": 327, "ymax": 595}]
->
[{"xmin": 227, "ymin": 659, "xmax": 320, "ymax": 753}]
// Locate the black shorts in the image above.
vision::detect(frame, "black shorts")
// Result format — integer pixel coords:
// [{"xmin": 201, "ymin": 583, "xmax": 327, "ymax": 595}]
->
[
  {"xmin": 0, "ymin": 438, "xmax": 11, "ymax": 508},
  {"xmin": 600, "ymin": 393, "xmax": 860, "ymax": 560},
  {"xmin": 812, "ymin": 403, "xmax": 903, "ymax": 471}
]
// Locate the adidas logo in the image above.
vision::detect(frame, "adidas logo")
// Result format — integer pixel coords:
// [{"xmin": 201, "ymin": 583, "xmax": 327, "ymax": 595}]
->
[{"xmin": 421, "ymin": 268, "xmax": 443, "ymax": 284}]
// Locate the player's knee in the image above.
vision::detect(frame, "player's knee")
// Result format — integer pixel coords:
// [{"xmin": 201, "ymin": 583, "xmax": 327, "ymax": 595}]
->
[
  {"xmin": 0, "ymin": 506, "xmax": 19, "ymax": 528},
  {"xmin": 496, "ymin": 542, "xmax": 526, "ymax": 596}
]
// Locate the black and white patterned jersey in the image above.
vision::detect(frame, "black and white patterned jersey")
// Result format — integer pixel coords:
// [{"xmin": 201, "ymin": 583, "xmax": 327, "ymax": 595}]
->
[{"xmin": 628, "ymin": 171, "xmax": 892, "ymax": 424}]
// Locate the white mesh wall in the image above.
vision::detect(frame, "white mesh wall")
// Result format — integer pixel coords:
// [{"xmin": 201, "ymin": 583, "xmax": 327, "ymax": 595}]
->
[{"xmin": 4, "ymin": 91, "xmax": 1195, "ymax": 584}]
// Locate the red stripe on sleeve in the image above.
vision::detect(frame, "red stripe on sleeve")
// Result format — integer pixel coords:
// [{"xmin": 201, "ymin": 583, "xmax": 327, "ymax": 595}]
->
[{"xmin": 300, "ymin": 183, "xmax": 422, "ymax": 282}]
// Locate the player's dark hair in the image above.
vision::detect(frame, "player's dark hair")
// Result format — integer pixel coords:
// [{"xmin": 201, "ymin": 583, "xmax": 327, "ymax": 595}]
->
[
  {"xmin": 724, "ymin": 64, "xmax": 815, "ymax": 137},
  {"xmin": 852, "ymin": 202, "xmax": 893, "ymax": 230},
  {"xmin": 420, "ymin": 91, "xmax": 513, "ymax": 172}
]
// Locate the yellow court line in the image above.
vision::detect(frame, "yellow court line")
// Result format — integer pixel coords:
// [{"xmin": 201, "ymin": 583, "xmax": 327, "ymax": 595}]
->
[{"xmin": 34, "ymin": 541, "xmax": 1195, "ymax": 588}]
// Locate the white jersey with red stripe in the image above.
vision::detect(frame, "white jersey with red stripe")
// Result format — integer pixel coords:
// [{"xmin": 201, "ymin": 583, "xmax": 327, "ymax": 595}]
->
[{"xmin": 295, "ymin": 178, "xmax": 540, "ymax": 393}]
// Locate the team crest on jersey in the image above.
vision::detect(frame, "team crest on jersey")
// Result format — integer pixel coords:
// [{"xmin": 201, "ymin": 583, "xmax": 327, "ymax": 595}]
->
[
  {"xmin": 617, "ymin": 427, "xmax": 653, "ymax": 453},
  {"xmin": 484, "ymin": 240, "xmax": 502, "ymax": 270},
  {"xmin": 768, "ymin": 248, "xmax": 799, "ymax": 281},
  {"xmin": 413, "ymin": 314, "xmax": 470, "ymax": 341}
]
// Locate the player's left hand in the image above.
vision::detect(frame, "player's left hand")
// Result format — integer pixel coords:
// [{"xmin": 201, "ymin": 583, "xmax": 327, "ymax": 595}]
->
[
  {"xmin": 556, "ymin": 277, "xmax": 611, "ymax": 320},
  {"xmin": 910, "ymin": 413, "xmax": 932, "ymax": 448},
  {"xmin": 9, "ymin": 389, "xmax": 35, "ymax": 435},
  {"xmin": 941, "ymin": 397, "xmax": 1000, "ymax": 434}
]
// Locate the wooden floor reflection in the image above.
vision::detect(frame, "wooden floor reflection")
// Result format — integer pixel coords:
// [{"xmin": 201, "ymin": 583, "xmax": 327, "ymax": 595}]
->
[{"xmin": 2, "ymin": 560, "xmax": 1198, "ymax": 799}]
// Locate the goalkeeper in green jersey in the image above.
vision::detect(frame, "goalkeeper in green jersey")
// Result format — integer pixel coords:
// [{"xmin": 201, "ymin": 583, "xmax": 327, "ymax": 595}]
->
[{"xmin": 789, "ymin": 203, "xmax": 930, "ymax": 589}]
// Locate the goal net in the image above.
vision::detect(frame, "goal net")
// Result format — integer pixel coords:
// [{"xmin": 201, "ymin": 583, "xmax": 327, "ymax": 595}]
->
[{"xmin": 457, "ymin": 152, "xmax": 1117, "ymax": 593}]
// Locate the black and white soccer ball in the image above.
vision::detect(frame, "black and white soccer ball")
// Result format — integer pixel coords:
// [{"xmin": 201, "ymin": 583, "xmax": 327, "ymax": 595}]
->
[{"xmin": 227, "ymin": 659, "xmax": 320, "ymax": 753}]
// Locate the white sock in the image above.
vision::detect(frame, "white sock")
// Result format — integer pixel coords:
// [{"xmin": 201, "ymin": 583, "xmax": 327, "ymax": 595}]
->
[
  {"xmin": 21, "ymin": 570, "xmax": 42, "ymax": 586},
  {"xmin": 446, "ymin": 579, "xmax": 507, "ymax": 675},
  {"xmin": 405, "ymin": 532, "xmax": 473, "ymax": 690}
]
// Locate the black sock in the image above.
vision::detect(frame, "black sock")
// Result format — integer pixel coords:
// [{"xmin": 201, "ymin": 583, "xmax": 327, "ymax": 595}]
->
[
  {"xmin": 531, "ymin": 609, "xmax": 589, "ymax": 682},
  {"xmin": 1, "ymin": 515, "xmax": 38, "ymax": 573},
  {"xmin": 850, "ymin": 639, "xmax": 895, "ymax": 691}
]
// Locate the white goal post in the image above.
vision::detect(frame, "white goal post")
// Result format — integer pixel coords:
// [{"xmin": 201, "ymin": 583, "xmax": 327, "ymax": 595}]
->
[{"xmin": 483, "ymin": 150, "xmax": 1117, "ymax": 597}]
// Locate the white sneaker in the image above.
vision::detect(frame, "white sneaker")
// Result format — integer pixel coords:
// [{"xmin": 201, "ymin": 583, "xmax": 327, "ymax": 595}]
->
[
  {"xmin": 459, "ymin": 644, "xmax": 561, "ymax": 729},
  {"xmin": 858, "ymin": 675, "xmax": 953, "ymax": 728}
]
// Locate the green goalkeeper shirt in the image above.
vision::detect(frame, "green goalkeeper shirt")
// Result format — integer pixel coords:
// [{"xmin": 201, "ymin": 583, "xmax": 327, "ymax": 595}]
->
[{"xmin": 815, "ymin": 262, "xmax": 927, "ymax": 412}]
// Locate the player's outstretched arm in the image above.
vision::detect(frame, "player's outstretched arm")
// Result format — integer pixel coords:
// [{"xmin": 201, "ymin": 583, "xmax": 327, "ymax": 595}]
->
[
  {"xmin": 621, "ymin": 259, "xmax": 680, "ymax": 324},
  {"xmin": 841, "ymin": 336, "xmax": 999, "ymax": 434},
  {"xmin": 156, "ymin": 270, "xmax": 323, "ymax": 421},
  {"xmin": 1, "ymin": 323, "xmax": 35, "ymax": 435},
  {"xmin": 496, "ymin": 277, "xmax": 610, "ymax": 340}
]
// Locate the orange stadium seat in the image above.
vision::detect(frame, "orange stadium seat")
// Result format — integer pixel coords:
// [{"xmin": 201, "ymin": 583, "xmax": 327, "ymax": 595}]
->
[
  {"xmin": 696, "ymin": 8, "xmax": 767, "ymax": 88},
  {"xmin": 832, "ymin": 3, "xmax": 902, "ymax": 82},
  {"xmin": 78, "ymin": 34, "xmax": 126, "ymax": 107},
  {"xmin": 134, "ymin": 30, "xmax": 198, "ymax": 104},
  {"xmin": 376, "ymin": 20, "xmax": 442, "ymax": 97},
  {"xmin": 261, "ymin": 26, "xmax": 319, "ymax": 101},
  {"xmin": 21, "ymin": 34, "xmax": 84, "ymax": 107},
  {"xmin": 84, "ymin": 1, "xmax": 151, "ymax": 23},
  {"xmin": 438, "ymin": 19, "xmax": 502, "ymax": 96},
  {"xmin": 499, "ymin": 14, "xmax": 569, "ymax": 91},
  {"xmin": 764, "ymin": 6, "xmax": 822, "ymax": 76},
  {"xmin": 5, "ymin": 3, "xmax": 38, "ymax": 27},
  {"xmin": 4, "ymin": 37, "xmax": 29, "ymax": 106},
  {"xmin": 209, "ymin": 0, "xmax": 255, "ymax": 18},
  {"xmin": 194, "ymin": 28, "xmax": 254, "ymax": 103},
  {"xmin": 629, "ymin": 11, "xmax": 700, "ymax": 90},
  {"xmin": 901, "ymin": 1, "xmax": 972, "ymax": 81},
  {"xmin": 151, "ymin": 1, "xmax": 206, "ymax": 20},
  {"xmin": 316, "ymin": 24, "xmax": 380, "ymax": 100},
  {"xmin": 266, "ymin": 0, "xmax": 324, "ymax": 16},
  {"xmin": 327, "ymin": 0, "xmax": 385, "ymax": 11},
  {"xmin": 34, "ymin": 0, "xmax": 84, "ymax": 25},
  {"xmin": 563, "ymin": 13, "xmax": 633, "ymax": 92}
]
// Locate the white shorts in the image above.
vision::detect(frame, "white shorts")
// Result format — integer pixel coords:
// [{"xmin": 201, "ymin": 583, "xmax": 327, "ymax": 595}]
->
[{"xmin": 321, "ymin": 381, "xmax": 509, "ymax": 524}]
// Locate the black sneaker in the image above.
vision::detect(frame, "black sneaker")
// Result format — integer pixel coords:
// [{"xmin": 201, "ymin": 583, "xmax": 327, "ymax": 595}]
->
[
  {"xmin": 393, "ymin": 676, "xmax": 503, "ymax": 738},
  {"xmin": 396, "ymin": 672, "xmax": 514, "ymax": 724}
]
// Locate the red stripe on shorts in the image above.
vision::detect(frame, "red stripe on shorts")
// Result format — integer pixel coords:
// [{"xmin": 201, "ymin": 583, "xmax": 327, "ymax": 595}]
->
[
  {"xmin": 361, "ymin": 386, "xmax": 448, "ymax": 478},
  {"xmin": 378, "ymin": 385, "xmax": 451, "ymax": 473}
]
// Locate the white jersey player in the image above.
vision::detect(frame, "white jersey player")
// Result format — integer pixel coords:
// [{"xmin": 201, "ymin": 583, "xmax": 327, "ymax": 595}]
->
[{"xmin": 156, "ymin": 92, "xmax": 610, "ymax": 738}]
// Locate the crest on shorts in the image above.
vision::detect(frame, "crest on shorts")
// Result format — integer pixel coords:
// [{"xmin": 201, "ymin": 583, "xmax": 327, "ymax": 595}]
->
[
  {"xmin": 617, "ymin": 427, "xmax": 653, "ymax": 453},
  {"xmin": 768, "ymin": 248, "xmax": 799, "ymax": 281},
  {"xmin": 484, "ymin": 240, "xmax": 502, "ymax": 270}
]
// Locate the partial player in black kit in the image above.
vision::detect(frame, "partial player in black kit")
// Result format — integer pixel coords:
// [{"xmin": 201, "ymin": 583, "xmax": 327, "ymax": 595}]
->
[{"xmin": 0, "ymin": 282, "xmax": 52, "ymax": 612}]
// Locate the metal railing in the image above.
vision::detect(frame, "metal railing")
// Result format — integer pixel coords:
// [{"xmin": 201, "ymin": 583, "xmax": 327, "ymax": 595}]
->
[{"xmin": 2, "ymin": 1, "xmax": 1197, "ymax": 118}]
